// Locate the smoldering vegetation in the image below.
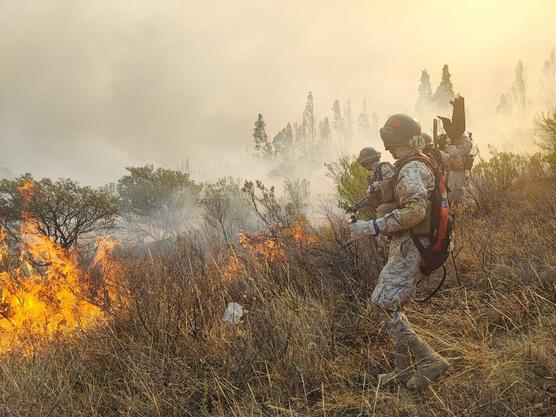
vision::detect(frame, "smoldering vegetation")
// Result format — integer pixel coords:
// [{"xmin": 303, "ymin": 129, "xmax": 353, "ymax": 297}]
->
[{"xmin": 0, "ymin": 108, "xmax": 554, "ymax": 416}]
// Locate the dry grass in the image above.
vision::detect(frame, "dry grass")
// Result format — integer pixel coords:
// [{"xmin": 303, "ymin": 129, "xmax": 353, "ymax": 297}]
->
[{"xmin": 0, "ymin": 180, "xmax": 554, "ymax": 417}]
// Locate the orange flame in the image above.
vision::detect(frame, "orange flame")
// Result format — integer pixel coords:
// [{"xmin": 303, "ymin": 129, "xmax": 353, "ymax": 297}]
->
[
  {"xmin": 237, "ymin": 219, "xmax": 316, "ymax": 265},
  {"xmin": 0, "ymin": 231, "xmax": 106, "ymax": 353},
  {"xmin": 0, "ymin": 229, "xmax": 8, "ymax": 264},
  {"xmin": 239, "ymin": 231, "xmax": 285, "ymax": 263},
  {"xmin": 287, "ymin": 219, "xmax": 316, "ymax": 248},
  {"xmin": 221, "ymin": 250, "xmax": 243, "ymax": 284},
  {"xmin": 17, "ymin": 180, "xmax": 35, "ymax": 195},
  {"xmin": 91, "ymin": 236, "xmax": 123, "ymax": 308},
  {"xmin": 0, "ymin": 184, "xmax": 115, "ymax": 354},
  {"xmin": 92, "ymin": 237, "xmax": 117, "ymax": 269}
]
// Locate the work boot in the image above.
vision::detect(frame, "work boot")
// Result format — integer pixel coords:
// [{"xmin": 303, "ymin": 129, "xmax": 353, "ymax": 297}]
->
[
  {"xmin": 406, "ymin": 335, "xmax": 449, "ymax": 391},
  {"xmin": 378, "ymin": 341, "xmax": 413, "ymax": 385}
]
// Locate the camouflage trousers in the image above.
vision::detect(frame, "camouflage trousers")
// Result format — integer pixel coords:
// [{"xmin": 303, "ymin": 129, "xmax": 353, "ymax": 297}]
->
[
  {"xmin": 448, "ymin": 170, "xmax": 467, "ymax": 203},
  {"xmin": 375, "ymin": 233, "xmax": 390, "ymax": 261},
  {"xmin": 371, "ymin": 232, "xmax": 425, "ymax": 344}
]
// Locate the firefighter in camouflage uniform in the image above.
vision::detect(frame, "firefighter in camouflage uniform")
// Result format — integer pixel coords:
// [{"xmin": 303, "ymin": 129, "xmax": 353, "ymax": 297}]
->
[
  {"xmin": 350, "ymin": 114, "xmax": 450, "ymax": 390},
  {"xmin": 356, "ymin": 146, "xmax": 395, "ymax": 188},
  {"xmin": 422, "ymin": 133, "xmax": 449, "ymax": 173},
  {"xmin": 439, "ymin": 133, "xmax": 474, "ymax": 203},
  {"xmin": 347, "ymin": 147, "xmax": 395, "ymax": 215}
]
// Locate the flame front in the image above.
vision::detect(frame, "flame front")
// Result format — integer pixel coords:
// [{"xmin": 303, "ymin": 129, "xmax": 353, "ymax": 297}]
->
[
  {"xmin": 0, "ymin": 226, "xmax": 106, "ymax": 353},
  {"xmin": 239, "ymin": 231, "xmax": 285, "ymax": 263}
]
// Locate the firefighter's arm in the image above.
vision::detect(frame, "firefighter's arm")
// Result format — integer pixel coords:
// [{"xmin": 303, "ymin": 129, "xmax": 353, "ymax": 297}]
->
[
  {"xmin": 374, "ymin": 162, "xmax": 432, "ymax": 234},
  {"xmin": 380, "ymin": 163, "xmax": 396, "ymax": 180}
]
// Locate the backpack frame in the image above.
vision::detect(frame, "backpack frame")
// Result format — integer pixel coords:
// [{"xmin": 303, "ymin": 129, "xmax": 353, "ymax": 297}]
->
[{"xmin": 394, "ymin": 153, "xmax": 454, "ymax": 299}]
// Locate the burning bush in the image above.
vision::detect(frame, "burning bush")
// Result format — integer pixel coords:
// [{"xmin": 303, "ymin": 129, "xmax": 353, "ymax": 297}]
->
[
  {"xmin": 0, "ymin": 223, "xmax": 115, "ymax": 354},
  {"xmin": 0, "ymin": 182, "xmax": 118, "ymax": 354}
]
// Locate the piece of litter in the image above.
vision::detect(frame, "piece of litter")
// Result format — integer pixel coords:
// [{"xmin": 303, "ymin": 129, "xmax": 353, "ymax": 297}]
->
[{"xmin": 222, "ymin": 302, "xmax": 243, "ymax": 324}]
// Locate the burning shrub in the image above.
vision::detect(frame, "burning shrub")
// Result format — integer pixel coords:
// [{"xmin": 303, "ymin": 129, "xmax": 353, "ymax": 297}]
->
[
  {"xmin": 0, "ymin": 223, "xmax": 116, "ymax": 354},
  {"xmin": 0, "ymin": 181, "xmax": 119, "ymax": 355}
]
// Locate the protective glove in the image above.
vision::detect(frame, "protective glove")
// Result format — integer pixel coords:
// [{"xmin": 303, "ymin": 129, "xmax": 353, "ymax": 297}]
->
[{"xmin": 349, "ymin": 220, "xmax": 379, "ymax": 239}]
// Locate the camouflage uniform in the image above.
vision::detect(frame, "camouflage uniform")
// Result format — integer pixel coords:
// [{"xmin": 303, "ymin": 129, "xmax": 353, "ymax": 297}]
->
[
  {"xmin": 445, "ymin": 134, "xmax": 473, "ymax": 203},
  {"xmin": 354, "ymin": 113, "xmax": 450, "ymax": 389},
  {"xmin": 368, "ymin": 161, "xmax": 396, "ymax": 193},
  {"xmin": 423, "ymin": 146, "xmax": 449, "ymax": 174},
  {"xmin": 372, "ymin": 152, "xmax": 434, "ymax": 344},
  {"xmin": 363, "ymin": 149, "xmax": 450, "ymax": 389},
  {"xmin": 368, "ymin": 161, "xmax": 395, "ymax": 252}
]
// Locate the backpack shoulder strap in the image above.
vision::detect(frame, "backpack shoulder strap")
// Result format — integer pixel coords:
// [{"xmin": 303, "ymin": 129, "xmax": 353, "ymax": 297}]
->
[
  {"xmin": 392, "ymin": 153, "xmax": 436, "ymax": 186},
  {"xmin": 373, "ymin": 162, "xmax": 384, "ymax": 182},
  {"xmin": 430, "ymin": 148, "xmax": 444, "ymax": 169}
]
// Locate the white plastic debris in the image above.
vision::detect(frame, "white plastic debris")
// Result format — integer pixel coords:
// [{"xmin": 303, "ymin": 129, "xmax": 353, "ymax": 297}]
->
[{"xmin": 222, "ymin": 302, "xmax": 244, "ymax": 324}]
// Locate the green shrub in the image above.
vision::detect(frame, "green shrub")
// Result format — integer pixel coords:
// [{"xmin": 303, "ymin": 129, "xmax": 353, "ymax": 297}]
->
[
  {"xmin": 324, "ymin": 156, "xmax": 374, "ymax": 218},
  {"xmin": 534, "ymin": 110, "xmax": 556, "ymax": 173}
]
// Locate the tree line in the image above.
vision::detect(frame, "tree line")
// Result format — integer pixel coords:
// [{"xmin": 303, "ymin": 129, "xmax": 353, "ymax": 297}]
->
[
  {"xmin": 251, "ymin": 93, "xmax": 379, "ymax": 162},
  {"xmin": 252, "ymin": 49, "xmax": 556, "ymax": 162},
  {"xmin": 252, "ymin": 65, "xmax": 459, "ymax": 164},
  {"xmin": 495, "ymin": 49, "xmax": 556, "ymax": 116}
]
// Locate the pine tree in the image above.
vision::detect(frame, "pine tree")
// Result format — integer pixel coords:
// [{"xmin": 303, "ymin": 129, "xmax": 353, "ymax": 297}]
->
[
  {"xmin": 294, "ymin": 122, "xmax": 304, "ymax": 158},
  {"xmin": 272, "ymin": 128, "xmax": 286, "ymax": 156},
  {"xmin": 303, "ymin": 91, "xmax": 315, "ymax": 158},
  {"xmin": 252, "ymin": 114, "xmax": 273, "ymax": 158},
  {"xmin": 433, "ymin": 64, "xmax": 455, "ymax": 114},
  {"xmin": 285, "ymin": 122, "xmax": 294, "ymax": 156},
  {"xmin": 273, "ymin": 123, "xmax": 295, "ymax": 159},
  {"xmin": 357, "ymin": 99, "xmax": 371, "ymax": 143},
  {"xmin": 512, "ymin": 60, "xmax": 527, "ymax": 113},
  {"xmin": 262, "ymin": 139, "xmax": 273, "ymax": 159},
  {"xmin": 253, "ymin": 114, "xmax": 267, "ymax": 152},
  {"xmin": 415, "ymin": 69, "xmax": 433, "ymax": 121},
  {"xmin": 332, "ymin": 100, "xmax": 345, "ymax": 143},
  {"xmin": 318, "ymin": 117, "xmax": 332, "ymax": 157},
  {"xmin": 541, "ymin": 49, "xmax": 556, "ymax": 107},
  {"xmin": 344, "ymin": 99, "xmax": 353, "ymax": 142}
]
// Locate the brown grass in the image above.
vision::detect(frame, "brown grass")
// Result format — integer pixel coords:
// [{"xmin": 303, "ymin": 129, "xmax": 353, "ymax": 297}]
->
[{"xmin": 0, "ymin": 180, "xmax": 554, "ymax": 417}]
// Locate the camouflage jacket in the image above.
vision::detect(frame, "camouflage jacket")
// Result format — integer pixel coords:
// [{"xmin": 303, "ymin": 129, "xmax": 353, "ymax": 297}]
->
[
  {"xmin": 368, "ymin": 161, "xmax": 396, "ymax": 193},
  {"xmin": 375, "ymin": 151, "xmax": 435, "ymax": 235},
  {"xmin": 445, "ymin": 134, "xmax": 473, "ymax": 172},
  {"xmin": 423, "ymin": 147, "xmax": 450, "ymax": 173}
]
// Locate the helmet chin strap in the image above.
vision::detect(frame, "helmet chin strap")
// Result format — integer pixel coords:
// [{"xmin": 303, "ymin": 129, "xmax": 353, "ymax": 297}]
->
[{"xmin": 391, "ymin": 145, "xmax": 413, "ymax": 160}]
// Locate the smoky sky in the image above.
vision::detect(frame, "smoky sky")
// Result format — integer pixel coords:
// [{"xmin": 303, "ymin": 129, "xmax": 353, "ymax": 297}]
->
[{"xmin": 0, "ymin": 0, "xmax": 555, "ymax": 184}]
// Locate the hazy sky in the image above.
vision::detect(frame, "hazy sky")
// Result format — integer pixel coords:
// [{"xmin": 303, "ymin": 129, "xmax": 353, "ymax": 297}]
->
[{"xmin": 0, "ymin": 0, "xmax": 555, "ymax": 184}]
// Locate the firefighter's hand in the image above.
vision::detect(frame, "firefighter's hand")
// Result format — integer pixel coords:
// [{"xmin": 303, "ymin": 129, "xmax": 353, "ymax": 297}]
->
[{"xmin": 349, "ymin": 220, "xmax": 379, "ymax": 238}]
